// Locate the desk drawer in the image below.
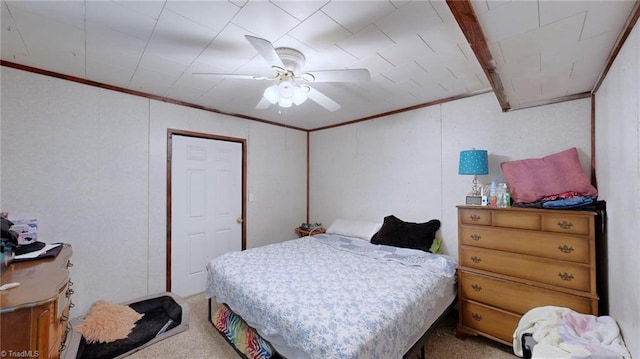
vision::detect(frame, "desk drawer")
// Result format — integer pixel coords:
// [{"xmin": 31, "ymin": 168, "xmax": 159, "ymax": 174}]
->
[
  {"xmin": 459, "ymin": 226, "xmax": 590, "ymax": 263},
  {"xmin": 459, "ymin": 246, "xmax": 591, "ymax": 292},
  {"xmin": 460, "ymin": 299, "xmax": 520, "ymax": 344},
  {"xmin": 459, "ymin": 271, "xmax": 594, "ymax": 314}
]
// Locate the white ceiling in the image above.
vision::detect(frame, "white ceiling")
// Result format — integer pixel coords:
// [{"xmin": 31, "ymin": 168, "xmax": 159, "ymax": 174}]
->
[{"xmin": 1, "ymin": 1, "xmax": 637, "ymax": 130}]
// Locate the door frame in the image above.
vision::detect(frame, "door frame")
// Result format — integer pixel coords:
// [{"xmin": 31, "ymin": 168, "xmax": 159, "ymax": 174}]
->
[{"xmin": 166, "ymin": 128, "xmax": 247, "ymax": 292}]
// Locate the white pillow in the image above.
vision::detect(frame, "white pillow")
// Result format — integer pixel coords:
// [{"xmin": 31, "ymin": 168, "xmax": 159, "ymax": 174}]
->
[{"xmin": 326, "ymin": 219, "xmax": 382, "ymax": 241}]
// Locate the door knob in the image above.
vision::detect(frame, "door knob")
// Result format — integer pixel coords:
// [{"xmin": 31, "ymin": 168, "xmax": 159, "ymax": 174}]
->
[{"xmin": 236, "ymin": 217, "xmax": 244, "ymax": 223}]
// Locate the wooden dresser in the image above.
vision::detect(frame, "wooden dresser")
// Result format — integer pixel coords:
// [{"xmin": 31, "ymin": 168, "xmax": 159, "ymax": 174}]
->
[
  {"xmin": 1, "ymin": 244, "xmax": 73, "ymax": 358},
  {"xmin": 456, "ymin": 206, "xmax": 598, "ymax": 346}
]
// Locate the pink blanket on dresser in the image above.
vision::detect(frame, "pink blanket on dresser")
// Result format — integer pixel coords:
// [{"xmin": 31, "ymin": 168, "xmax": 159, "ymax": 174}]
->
[{"xmin": 513, "ymin": 306, "xmax": 630, "ymax": 359}]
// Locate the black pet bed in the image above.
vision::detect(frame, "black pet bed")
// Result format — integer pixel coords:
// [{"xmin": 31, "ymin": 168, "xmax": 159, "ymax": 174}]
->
[{"xmin": 63, "ymin": 292, "xmax": 190, "ymax": 359}]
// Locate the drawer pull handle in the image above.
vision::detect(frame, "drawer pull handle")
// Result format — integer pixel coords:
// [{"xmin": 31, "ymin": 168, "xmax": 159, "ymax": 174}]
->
[
  {"xmin": 558, "ymin": 245, "xmax": 574, "ymax": 254},
  {"xmin": 69, "ymin": 301, "xmax": 75, "ymax": 308},
  {"xmin": 471, "ymin": 284, "xmax": 482, "ymax": 292},
  {"xmin": 67, "ymin": 260, "xmax": 74, "ymax": 268},
  {"xmin": 472, "ymin": 313, "xmax": 483, "ymax": 321},
  {"xmin": 469, "ymin": 214, "xmax": 481, "ymax": 222},
  {"xmin": 69, "ymin": 280, "xmax": 74, "ymax": 287},
  {"xmin": 470, "ymin": 234, "xmax": 482, "ymax": 241},
  {"xmin": 66, "ymin": 288, "xmax": 75, "ymax": 297},
  {"xmin": 471, "ymin": 256, "xmax": 482, "ymax": 263},
  {"xmin": 558, "ymin": 272, "xmax": 575, "ymax": 281},
  {"xmin": 60, "ymin": 314, "xmax": 69, "ymax": 323},
  {"xmin": 59, "ymin": 342, "xmax": 66, "ymax": 353},
  {"xmin": 557, "ymin": 221, "xmax": 574, "ymax": 230}
]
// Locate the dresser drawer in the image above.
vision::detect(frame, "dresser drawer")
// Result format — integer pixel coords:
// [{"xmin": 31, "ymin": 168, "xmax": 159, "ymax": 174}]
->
[
  {"xmin": 493, "ymin": 211, "xmax": 541, "ymax": 230},
  {"xmin": 57, "ymin": 281, "xmax": 72, "ymax": 320},
  {"xmin": 459, "ymin": 271, "xmax": 594, "ymax": 314},
  {"xmin": 459, "ymin": 226, "xmax": 590, "ymax": 263},
  {"xmin": 460, "ymin": 299, "xmax": 520, "ymax": 344},
  {"xmin": 542, "ymin": 213, "xmax": 592, "ymax": 235},
  {"xmin": 460, "ymin": 246, "xmax": 592, "ymax": 292},
  {"xmin": 459, "ymin": 208, "xmax": 492, "ymax": 225}
]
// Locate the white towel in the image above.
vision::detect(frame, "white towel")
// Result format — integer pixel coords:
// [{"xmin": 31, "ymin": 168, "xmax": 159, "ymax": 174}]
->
[{"xmin": 512, "ymin": 306, "xmax": 631, "ymax": 359}]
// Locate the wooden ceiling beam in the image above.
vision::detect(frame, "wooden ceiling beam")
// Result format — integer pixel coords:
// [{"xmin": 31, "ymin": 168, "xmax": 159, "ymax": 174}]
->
[
  {"xmin": 447, "ymin": 0, "xmax": 511, "ymax": 112},
  {"xmin": 591, "ymin": 0, "xmax": 640, "ymax": 94}
]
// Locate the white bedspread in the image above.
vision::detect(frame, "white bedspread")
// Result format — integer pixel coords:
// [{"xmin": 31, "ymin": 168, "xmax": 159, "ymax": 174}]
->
[{"xmin": 206, "ymin": 234, "xmax": 457, "ymax": 359}]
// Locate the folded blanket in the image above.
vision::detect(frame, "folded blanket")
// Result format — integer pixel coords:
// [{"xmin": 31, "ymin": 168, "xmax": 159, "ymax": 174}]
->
[
  {"xmin": 542, "ymin": 196, "xmax": 595, "ymax": 209},
  {"xmin": 513, "ymin": 306, "xmax": 630, "ymax": 359}
]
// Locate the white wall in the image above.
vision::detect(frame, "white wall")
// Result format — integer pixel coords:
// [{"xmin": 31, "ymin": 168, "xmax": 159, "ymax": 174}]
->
[
  {"xmin": 0, "ymin": 67, "xmax": 307, "ymax": 316},
  {"xmin": 594, "ymin": 22, "xmax": 640, "ymax": 358},
  {"xmin": 310, "ymin": 105, "xmax": 443, "ymax": 228},
  {"xmin": 310, "ymin": 92, "xmax": 591, "ymax": 257},
  {"xmin": 1, "ymin": 70, "xmax": 151, "ymax": 313}
]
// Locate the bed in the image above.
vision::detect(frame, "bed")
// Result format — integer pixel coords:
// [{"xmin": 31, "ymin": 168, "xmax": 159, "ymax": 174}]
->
[{"xmin": 206, "ymin": 218, "xmax": 457, "ymax": 359}]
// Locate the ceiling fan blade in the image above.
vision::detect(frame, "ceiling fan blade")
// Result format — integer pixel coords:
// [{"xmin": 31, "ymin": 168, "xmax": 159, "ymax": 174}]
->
[
  {"xmin": 244, "ymin": 35, "xmax": 285, "ymax": 70},
  {"xmin": 255, "ymin": 96, "xmax": 272, "ymax": 109},
  {"xmin": 303, "ymin": 69, "xmax": 370, "ymax": 83},
  {"xmin": 307, "ymin": 87, "xmax": 341, "ymax": 112},
  {"xmin": 192, "ymin": 72, "xmax": 269, "ymax": 80}
]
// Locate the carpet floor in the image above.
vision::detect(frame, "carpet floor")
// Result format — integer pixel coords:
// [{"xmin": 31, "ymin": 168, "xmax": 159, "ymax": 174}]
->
[{"xmin": 127, "ymin": 293, "xmax": 518, "ymax": 359}]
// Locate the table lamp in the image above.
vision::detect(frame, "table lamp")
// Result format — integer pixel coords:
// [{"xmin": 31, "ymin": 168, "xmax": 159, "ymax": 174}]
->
[{"xmin": 458, "ymin": 149, "xmax": 488, "ymax": 205}]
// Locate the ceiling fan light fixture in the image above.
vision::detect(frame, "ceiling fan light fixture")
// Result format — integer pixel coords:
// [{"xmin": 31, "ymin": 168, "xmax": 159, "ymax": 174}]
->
[
  {"xmin": 278, "ymin": 97, "xmax": 293, "ymax": 108},
  {"xmin": 263, "ymin": 84, "xmax": 279, "ymax": 104},
  {"xmin": 263, "ymin": 80, "xmax": 309, "ymax": 108},
  {"xmin": 278, "ymin": 81, "xmax": 295, "ymax": 99},
  {"xmin": 293, "ymin": 85, "xmax": 308, "ymax": 105}
]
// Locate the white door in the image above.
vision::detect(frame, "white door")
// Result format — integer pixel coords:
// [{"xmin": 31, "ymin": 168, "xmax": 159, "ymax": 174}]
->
[{"xmin": 171, "ymin": 134, "xmax": 243, "ymax": 297}]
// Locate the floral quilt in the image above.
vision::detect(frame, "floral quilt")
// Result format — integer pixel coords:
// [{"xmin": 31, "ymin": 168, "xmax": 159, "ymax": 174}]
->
[{"xmin": 206, "ymin": 234, "xmax": 457, "ymax": 359}]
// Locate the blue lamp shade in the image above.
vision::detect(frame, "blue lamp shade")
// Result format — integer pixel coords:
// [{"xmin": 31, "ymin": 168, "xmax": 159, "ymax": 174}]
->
[{"xmin": 458, "ymin": 150, "xmax": 489, "ymax": 175}]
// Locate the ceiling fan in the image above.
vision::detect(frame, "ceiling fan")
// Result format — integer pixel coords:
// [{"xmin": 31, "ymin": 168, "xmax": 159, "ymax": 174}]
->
[{"xmin": 195, "ymin": 35, "xmax": 371, "ymax": 112}]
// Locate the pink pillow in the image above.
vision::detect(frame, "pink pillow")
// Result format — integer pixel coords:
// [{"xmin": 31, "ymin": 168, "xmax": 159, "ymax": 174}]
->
[{"xmin": 500, "ymin": 148, "xmax": 597, "ymax": 203}]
